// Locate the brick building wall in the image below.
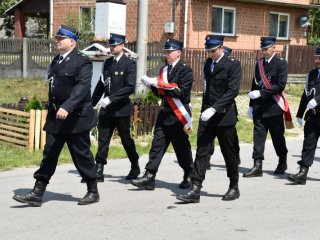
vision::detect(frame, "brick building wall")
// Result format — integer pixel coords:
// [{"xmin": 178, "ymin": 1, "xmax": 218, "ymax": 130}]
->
[
  {"xmin": 187, "ymin": 0, "xmax": 308, "ymax": 50},
  {"xmin": 53, "ymin": 0, "xmax": 95, "ymax": 34},
  {"xmin": 51, "ymin": 0, "xmax": 309, "ymax": 50}
]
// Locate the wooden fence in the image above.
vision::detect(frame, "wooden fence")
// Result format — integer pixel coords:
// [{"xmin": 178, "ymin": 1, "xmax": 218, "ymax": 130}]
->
[
  {"xmin": 0, "ymin": 107, "xmax": 47, "ymax": 151},
  {"xmin": 133, "ymin": 103, "xmax": 161, "ymax": 136},
  {"xmin": 0, "ymin": 102, "xmax": 160, "ymax": 151}
]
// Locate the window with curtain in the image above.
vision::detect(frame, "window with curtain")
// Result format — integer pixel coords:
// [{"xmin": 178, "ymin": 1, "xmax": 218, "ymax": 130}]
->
[
  {"xmin": 269, "ymin": 12, "xmax": 289, "ymax": 39},
  {"xmin": 212, "ymin": 6, "xmax": 235, "ymax": 35}
]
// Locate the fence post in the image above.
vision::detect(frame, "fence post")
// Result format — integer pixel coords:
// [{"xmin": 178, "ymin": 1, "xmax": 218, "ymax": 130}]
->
[
  {"xmin": 40, "ymin": 110, "xmax": 47, "ymax": 150},
  {"xmin": 28, "ymin": 109, "xmax": 35, "ymax": 152},
  {"xmin": 23, "ymin": 37, "xmax": 28, "ymax": 78},
  {"xmin": 34, "ymin": 110, "xmax": 41, "ymax": 150}
]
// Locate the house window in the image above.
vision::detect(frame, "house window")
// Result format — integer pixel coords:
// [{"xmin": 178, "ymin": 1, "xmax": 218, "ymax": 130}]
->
[
  {"xmin": 80, "ymin": 6, "xmax": 95, "ymax": 32},
  {"xmin": 269, "ymin": 12, "xmax": 289, "ymax": 39},
  {"xmin": 212, "ymin": 6, "xmax": 235, "ymax": 36}
]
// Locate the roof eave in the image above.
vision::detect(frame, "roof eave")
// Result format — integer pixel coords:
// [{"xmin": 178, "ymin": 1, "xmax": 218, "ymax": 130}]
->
[{"xmin": 235, "ymin": 0, "xmax": 320, "ymax": 9}]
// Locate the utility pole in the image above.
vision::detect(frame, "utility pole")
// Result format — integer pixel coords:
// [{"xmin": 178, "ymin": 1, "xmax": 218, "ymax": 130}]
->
[{"xmin": 135, "ymin": 0, "xmax": 148, "ymax": 94}]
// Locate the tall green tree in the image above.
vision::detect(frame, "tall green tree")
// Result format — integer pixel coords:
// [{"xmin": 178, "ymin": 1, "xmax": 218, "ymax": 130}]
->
[{"xmin": 0, "ymin": 0, "xmax": 19, "ymax": 37}]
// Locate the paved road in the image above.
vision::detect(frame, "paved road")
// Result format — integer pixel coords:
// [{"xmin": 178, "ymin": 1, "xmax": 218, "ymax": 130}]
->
[{"xmin": 1, "ymin": 137, "xmax": 320, "ymax": 240}]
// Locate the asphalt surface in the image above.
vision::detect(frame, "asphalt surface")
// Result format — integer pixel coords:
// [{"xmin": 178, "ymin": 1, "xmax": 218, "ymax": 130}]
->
[{"xmin": 1, "ymin": 136, "xmax": 320, "ymax": 240}]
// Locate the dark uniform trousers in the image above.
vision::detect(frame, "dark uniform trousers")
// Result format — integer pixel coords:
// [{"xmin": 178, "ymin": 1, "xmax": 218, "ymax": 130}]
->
[
  {"xmin": 95, "ymin": 116, "xmax": 139, "ymax": 165},
  {"xmin": 252, "ymin": 115, "xmax": 287, "ymax": 160},
  {"xmin": 193, "ymin": 122, "xmax": 238, "ymax": 182},
  {"xmin": 145, "ymin": 122, "xmax": 193, "ymax": 174},
  {"xmin": 34, "ymin": 131, "xmax": 96, "ymax": 184},
  {"xmin": 300, "ymin": 116, "xmax": 320, "ymax": 167}
]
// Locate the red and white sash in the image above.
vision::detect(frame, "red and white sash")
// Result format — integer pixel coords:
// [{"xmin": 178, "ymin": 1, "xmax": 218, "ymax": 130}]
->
[
  {"xmin": 157, "ymin": 66, "xmax": 192, "ymax": 133},
  {"xmin": 257, "ymin": 59, "xmax": 293, "ymax": 128}
]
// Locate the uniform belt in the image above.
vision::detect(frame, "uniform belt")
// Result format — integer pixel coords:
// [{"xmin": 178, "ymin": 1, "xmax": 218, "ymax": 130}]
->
[
  {"xmin": 50, "ymin": 102, "xmax": 90, "ymax": 111},
  {"xmin": 310, "ymin": 108, "xmax": 320, "ymax": 114},
  {"xmin": 217, "ymin": 104, "xmax": 234, "ymax": 114}
]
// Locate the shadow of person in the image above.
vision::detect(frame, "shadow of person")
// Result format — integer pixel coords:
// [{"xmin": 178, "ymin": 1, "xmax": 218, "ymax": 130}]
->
[{"xmin": 11, "ymin": 188, "xmax": 79, "ymax": 208}]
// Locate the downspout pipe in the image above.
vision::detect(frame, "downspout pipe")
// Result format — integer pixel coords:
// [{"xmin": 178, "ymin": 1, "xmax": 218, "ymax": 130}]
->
[
  {"xmin": 49, "ymin": 0, "xmax": 53, "ymax": 38},
  {"xmin": 183, "ymin": 0, "xmax": 188, "ymax": 48}
]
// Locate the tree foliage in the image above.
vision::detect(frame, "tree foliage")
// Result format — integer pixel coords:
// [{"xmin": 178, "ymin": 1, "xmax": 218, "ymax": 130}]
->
[
  {"xmin": 308, "ymin": 8, "xmax": 320, "ymax": 45},
  {"xmin": 65, "ymin": 11, "xmax": 95, "ymax": 41},
  {"xmin": 0, "ymin": 0, "xmax": 19, "ymax": 37}
]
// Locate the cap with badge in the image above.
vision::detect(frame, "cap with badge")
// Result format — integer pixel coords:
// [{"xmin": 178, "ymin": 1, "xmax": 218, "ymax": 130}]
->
[
  {"xmin": 205, "ymin": 35, "xmax": 224, "ymax": 50},
  {"xmin": 260, "ymin": 36, "xmax": 276, "ymax": 49},
  {"xmin": 108, "ymin": 33, "xmax": 126, "ymax": 46},
  {"xmin": 163, "ymin": 39, "xmax": 183, "ymax": 51},
  {"xmin": 223, "ymin": 46, "xmax": 232, "ymax": 56},
  {"xmin": 314, "ymin": 47, "xmax": 320, "ymax": 56},
  {"xmin": 55, "ymin": 24, "xmax": 79, "ymax": 42}
]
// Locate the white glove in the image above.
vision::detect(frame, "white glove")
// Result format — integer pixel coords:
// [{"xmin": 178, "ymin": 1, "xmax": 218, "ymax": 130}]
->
[
  {"xmin": 141, "ymin": 75, "xmax": 158, "ymax": 88},
  {"xmin": 99, "ymin": 97, "xmax": 111, "ymax": 108},
  {"xmin": 307, "ymin": 99, "xmax": 318, "ymax": 109},
  {"xmin": 248, "ymin": 106, "xmax": 253, "ymax": 119},
  {"xmin": 200, "ymin": 107, "xmax": 216, "ymax": 122},
  {"xmin": 248, "ymin": 90, "xmax": 261, "ymax": 99},
  {"xmin": 296, "ymin": 117, "xmax": 303, "ymax": 127}
]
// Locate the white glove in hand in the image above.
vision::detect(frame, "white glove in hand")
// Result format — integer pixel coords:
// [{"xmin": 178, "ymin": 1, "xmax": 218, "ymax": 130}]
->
[
  {"xmin": 248, "ymin": 90, "xmax": 261, "ymax": 99},
  {"xmin": 99, "ymin": 97, "xmax": 111, "ymax": 108},
  {"xmin": 296, "ymin": 117, "xmax": 303, "ymax": 127},
  {"xmin": 141, "ymin": 75, "xmax": 158, "ymax": 88},
  {"xmin": 248, "ymin": 106, "xmax": 253, "ymax": 119},
  {"xmin": 200, "ymin": 107, "xmax": 216, "ymax": 122},
  {"xmin": 307, "ymin": 99, "xmax": 318, "ymax": 109}
]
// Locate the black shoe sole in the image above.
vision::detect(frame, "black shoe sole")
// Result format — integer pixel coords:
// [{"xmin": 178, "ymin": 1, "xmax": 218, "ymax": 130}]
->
[
  {"xmin": 12, "ymin": 196, "xmax": 42, "ymax": 206},
  {"xmin": 243, "ymin": 173, "xmax": 263, "ymax": 178},
  {"xmin": 288, "ymin": 175, "xmax": 306, "ymax": 185},
  {"xmin": 176, "ymin": 196, "xmax": 200, "ymax": 203},
  {"xmin": 130, "ymin": 181, "xmax": 155, "ymax": 190},
  {"xmin": 222, "ymin": 195, "xmax": 240, "ymax": 201},
  {"xmin": 78, "ymin": 198, "xmax": 100, "ymax": 205}
]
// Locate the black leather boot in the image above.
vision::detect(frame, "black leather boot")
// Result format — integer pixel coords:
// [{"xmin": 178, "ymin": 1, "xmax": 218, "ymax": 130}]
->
[
  {"xmin": 12, "ymin": 180, "xmax": 47, "ymax": 207},
  {"xmin": 126, "ymin": 162, "xmax": 141, "ymax": 180},
  {"xmin": 288, "ymin": 165, "xmax": 309, "ymax": 185},
  {"xmin": 176, "ymin": 181, "xmax": 201, "ymax": 203},
  {"xmin": 222, "ymin": 178, "xmax": 240, "ymax": 201},
  {"xmin": 243, "ymin": 159, "xmax": 263, "ymax": 177},
  {"xmin": 78, "ymin": 180, "xmax": 100, "ymax": 205},
  {"xmin": 179, "ymin": 172, "xmax": 191, "ymax": 189},
  {"xmin": 274, "ymin": 155, "xmax": 287, "ymax": 174},
  {"xmin": 96, "ymin": 162, "xmax": 105, "ymax": 182},
  {"xmin": 130, "ymin": 170, "xmax": 155, "ymax": 190},
  {"xmin": 80, "ymin": 162, "xmax": 104, "ymax": 183}
]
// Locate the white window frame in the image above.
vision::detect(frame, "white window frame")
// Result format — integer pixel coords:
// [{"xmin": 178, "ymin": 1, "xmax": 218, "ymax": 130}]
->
[
  {"xmin": 212, "ymin": 5, "xmax": 236, "ymax": 36},
  {"xmin": 269, "ymin": 12, "xmax": 290, "ymax": 40}
]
